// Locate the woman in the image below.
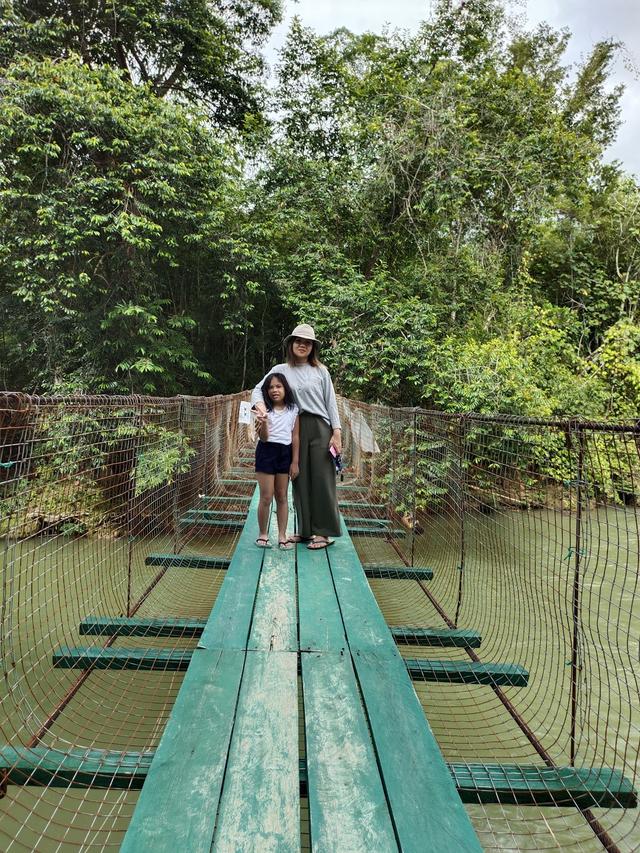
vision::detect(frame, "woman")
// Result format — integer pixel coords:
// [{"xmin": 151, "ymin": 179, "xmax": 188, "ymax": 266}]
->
[{"xmin": 251, "ymin": 323, "xmax": 342, "ymax": 549}]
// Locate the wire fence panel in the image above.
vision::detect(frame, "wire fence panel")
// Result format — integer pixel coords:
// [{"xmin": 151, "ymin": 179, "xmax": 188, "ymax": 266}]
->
[{"xmin": 0, "ymin": 392, "xmax": 638, "ymax": 851}]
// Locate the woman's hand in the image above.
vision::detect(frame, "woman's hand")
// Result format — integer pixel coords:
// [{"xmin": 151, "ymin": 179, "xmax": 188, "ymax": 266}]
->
[
  {"xmin": 329, "ymin": 429, "xmax": 342, "ymax": 455},
  {"xmin": 289, "ymin": 462, "xmax": 299, "ymax": 481}
]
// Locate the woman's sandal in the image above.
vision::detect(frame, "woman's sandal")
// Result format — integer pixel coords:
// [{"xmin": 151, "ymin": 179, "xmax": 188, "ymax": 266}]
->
[
  {"xmin": 307, "ymin": 537, "xmax": 334, "ymax": 550},
  {"xmin": 287, "ymin": 534, "xmax": 311, "ymax": 543},
  {"xmin": 278, "ymin": 540, "xmax": 294, "ymax": 551},
  {"xmin": 255, "ymin": 537, "xmax": 271, "ymax": 548}
]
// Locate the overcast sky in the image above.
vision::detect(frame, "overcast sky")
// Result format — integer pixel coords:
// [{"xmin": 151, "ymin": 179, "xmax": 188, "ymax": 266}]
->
[{"xmin": 266, "ymin": 1, "xmax": 640, "ymax": 178}]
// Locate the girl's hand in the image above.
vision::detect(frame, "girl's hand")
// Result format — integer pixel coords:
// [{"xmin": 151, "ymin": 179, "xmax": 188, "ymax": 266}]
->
[
  {"xmin": 289, "ymin": 462, "xmax": 299, "ymax": 481},
  {"xmin": 330, "ymin": 429, "xmax": 342, "ymax": 455}
]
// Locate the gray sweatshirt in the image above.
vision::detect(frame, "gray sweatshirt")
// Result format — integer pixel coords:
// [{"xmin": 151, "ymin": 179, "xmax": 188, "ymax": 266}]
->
[{"xmin": 251, "ymin": 363, "xmax": 341, "ymax": 430}]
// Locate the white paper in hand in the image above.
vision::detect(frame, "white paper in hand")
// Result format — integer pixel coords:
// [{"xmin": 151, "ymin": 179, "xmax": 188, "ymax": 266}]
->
[{"xmin": 238, "ymin": 401, "xmax": 252, "ymax": 425}]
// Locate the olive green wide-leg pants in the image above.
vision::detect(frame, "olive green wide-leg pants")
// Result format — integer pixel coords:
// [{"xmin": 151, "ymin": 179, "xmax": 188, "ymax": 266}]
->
[{"xmin": 293, "ymin": 413, "xmax": 341, "ymax": 539}]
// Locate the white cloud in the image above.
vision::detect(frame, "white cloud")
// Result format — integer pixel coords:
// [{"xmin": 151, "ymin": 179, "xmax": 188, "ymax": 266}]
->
[{"xmin": 266, "ymin": 0, "xmax": 639, "ymax": 177}]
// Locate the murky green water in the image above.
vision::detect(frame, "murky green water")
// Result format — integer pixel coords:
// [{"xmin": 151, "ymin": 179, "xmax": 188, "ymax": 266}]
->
[{"xmin": 0, "ymin": 505, "xmax": 638, "ymax": 851}]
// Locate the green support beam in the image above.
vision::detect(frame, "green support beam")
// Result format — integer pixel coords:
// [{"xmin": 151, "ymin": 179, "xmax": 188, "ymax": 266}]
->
[
  {"xmin": 405, "ymin": 659, "xmax": 529, "ymax": 687},
  {"xmin": 80, "ymin": 616, "xmax": 206, "ymax": 638},
  {"xmin": 1, "ymin": 748, "xmax": 636, "ymax": 810},
  {"xmin": 364, "ymin": 565, "xmax": 433, "ymax": 580},
  {"xmin": 145, "ymin": 553, "xmax": 231, "ymax": 569},
  {"xmin": 391, "ymin": 627, "xmax": 481, "ymax": 648}
]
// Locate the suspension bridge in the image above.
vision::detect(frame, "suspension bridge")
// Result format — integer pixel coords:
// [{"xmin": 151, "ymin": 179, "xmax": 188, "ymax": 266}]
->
[{"xmin": 0, "ymin": 393, "xmax": 637, "ymax": 851}]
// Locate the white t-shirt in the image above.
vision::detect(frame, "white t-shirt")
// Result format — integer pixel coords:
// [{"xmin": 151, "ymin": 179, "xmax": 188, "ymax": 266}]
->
[{"xmin": 264, "ymin": 404, "xmax": 299, "ymax": 445}]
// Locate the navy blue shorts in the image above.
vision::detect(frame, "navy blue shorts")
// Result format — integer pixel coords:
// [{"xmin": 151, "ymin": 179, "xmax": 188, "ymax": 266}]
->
[{"xmin": 255, "ymin": 441, "xmax": 292, "ymax": 475}]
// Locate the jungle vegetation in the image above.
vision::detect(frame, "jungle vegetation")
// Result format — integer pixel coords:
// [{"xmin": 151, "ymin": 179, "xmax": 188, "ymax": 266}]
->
[{"xmin": 0, "ymin": 0, "xmax": 638, "ymax": 420}]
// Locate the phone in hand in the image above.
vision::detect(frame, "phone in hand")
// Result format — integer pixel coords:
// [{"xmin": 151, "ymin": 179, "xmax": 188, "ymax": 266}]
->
[{"xmin": 329, "ymin": 444, "xmax": 338, "ymax": 458}]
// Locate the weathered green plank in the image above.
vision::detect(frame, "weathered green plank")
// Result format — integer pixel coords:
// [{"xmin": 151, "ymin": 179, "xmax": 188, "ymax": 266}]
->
[
  {"xmin": 297, "ymin": 540, "xmax": 346, "ymax": 653},
  {"xmin": 145, "ymin": 553, "xmax": 231, "ymax": 569},
  {"xmin": 364, "ymin": 565, "xmax": 434, "ymax": 580},
  {"xmin": 202, "ymin": 492, "xmax": 253, "ymax": 499},
  {"xmin": 121, "ymin": 649, "xmax": 245, "ymax": 853},
  {"xmin": 0, "ymin": 747, "xmax": 151, "ymax": 789},
  {"xmin": 247, "ymin": 503, "xmax": 297, "ymax": 652},
  {"xmin": 343, "ymin": 517, "xmax": 392, "ymax": 527},
  {"xmin": 346, "ymin": 525, "xmax": 406, "ymax": 537},
  {"xmin": 218, "ymin": 478, "xmax": 255, "ymax": 487},
  {"xmin": 328, "ymin": 519, "xmax": 482, "ymax": 852},
  {"xmin": 338, "ymin": 502, "xmax": 386, "ymax": 511},
  {"xmin": 79, "ymin": 616, "xmax": 206, "ymax": 638},
  {"xmin": 53, "ymin": 647, "xmax": 193, "ymax": 670},
  {"xmin": 180, "ymin": 516, "xmax": 244, "ymax": 530},
  {"xmin": 198, "ymin": 488, "xmax": 266, "ymax": 650},
  {"xmin": 391, "ymin": 627, "xmax": 481, "ymax": 648},
  {"xmin": 212, "ymin": 652, "xmax": 300, "ymax": 852},
  {"xmin": 3, "ymin": 748, "xmax": 636, "ymax": 809},
  {"xmin": 405, "ymin": 659, "xmax": 529, "ymax": 687},
  {"xmin": 302, "ymin": 652, "xmax": 398, "ymax": 852},
  {"xmin": 185, "ymin": 509, "xmax": 248, "ymax": 518},
  {"xmin": 449, "ymin": 763, "xmax": 638, "ymax": 808}
]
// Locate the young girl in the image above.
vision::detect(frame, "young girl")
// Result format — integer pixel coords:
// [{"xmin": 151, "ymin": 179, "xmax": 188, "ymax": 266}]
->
[{"xmin": 254, "ymin": 373, "xmax": 299, "ymax": 549}]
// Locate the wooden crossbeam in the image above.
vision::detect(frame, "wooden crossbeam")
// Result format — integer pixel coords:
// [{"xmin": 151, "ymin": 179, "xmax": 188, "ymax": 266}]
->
[
  {"xmin": 2, "ymin": 748, "xmax": 636, "ymax": 810},
  {"xmin": 391, "ymin": 627, "xmax": 481, "ymax": 648},
  {"xmin": 80, "ymin": 616, "xmax": 206, "ymax": 638},
  {"xmin": 179, "ymin": 516, "xmax": 244, "ymax": 530},
  {"xmin": 405, "ymin": 659, "xmax": 529, "ymax": 687},
  {"xmin": 346, "ymin": 525, "xmax": 406, "ymax": 537},
  {"xmin": 52, "ymin": 648, "xmax": 526, "ymax": 686},
  {"xmin": 145, "ymin": 553, "xmax": 231, "ymax": 569},
  {"xmin": 364, "ymin": 565, "xmax": 433, "ymax": 580},
  {"xmin": 199, "ymin": 495, "xmax": 251, "ymax": 503}
]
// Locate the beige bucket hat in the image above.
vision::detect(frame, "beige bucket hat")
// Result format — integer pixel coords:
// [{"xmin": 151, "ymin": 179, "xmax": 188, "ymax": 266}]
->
[{"xmin": 284, "ymin": 323, "xmax": 321, "ymax": 346}]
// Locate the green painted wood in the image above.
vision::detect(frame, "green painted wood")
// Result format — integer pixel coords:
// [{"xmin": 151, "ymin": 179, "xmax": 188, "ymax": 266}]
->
[
  {"xmin": 53, "ymin": 647, "xmax": 193, "ymax": 670},
  {"xmin": 212, "ymin": 652, "xmax": 300, "ymax": 852},
  {"xmin": 346, "ymin": 525, "xmax": 406, "ymax": 537},
  {"xmin": 364, "ymin": 565, "xmax": 434, "ymax": 580},
  {"xmin": 302, "ymin": 652, "xmax": 398, "ymax": 852},
  {"xmin": 343, "ymin": 517, "xmax": 392, "ymax": 527},
  {"xmin": 145, "ymin": 553, "xmax": 231, "ymax": 569},
  {"xmin": 121, "ymin": 649, "xmax": 245, "ymax": 852},
  {"xmin": 391, "ymin": 627, "xmax": 481, "ymax": 648},
  {"xmin": 2, "ymin": 748, "xmax": 635, "ymax": 809},
  {"xmin": 247, "ymin": 514, "xmax": 297, "ymax": 652},
  {"xmin": 0, "ymin": 747, "xmax": 151, "ymax": 789},
  {"xmin": 218, "ymin": 478, "xmax": 255, "ymax": 487},
  {"xmin": 338, "ymin": 502, "xmax": 386, "ymax": 511},
  {"xmin": 199, "ymin": 495, "xmax": 252, "ymax": 503},
  {"xmin": 79, "ymin": 616, "xmax": 206, "ymax": 638},
  {"xmin": 185, "ymin": 509, "xmax": 248, "ymax": 518},
  {"xmin": 198, "ymin": 488, "xmax": 266, "ymax": 651},
  {"xmin": 405, "ymin": 659, "xmax": 529, "ymax": 686},
  {"xmin": 449, "ymin": 764, "xmax": 638, "ymax": 808},
  {"xmin": 297, "ymin": 538, "xmax": 346, "ymax": 653},
  {"xmin": 328, "ymin": 518, "xmax": 483, "ymax": 852},
  {"xmin": 180, "ymin": 516, "xmax": 244, "ymax": 530}
]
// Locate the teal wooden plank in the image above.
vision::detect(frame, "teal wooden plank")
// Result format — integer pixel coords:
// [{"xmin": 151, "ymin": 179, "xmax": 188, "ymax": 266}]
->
[
  {"xmin": 405, "ymin": 659, "xmax": 529, "ymax": 687},
  {"xmin": 53, "ymin": 647, "xmax": 193, "ymax": 670},
  {"xmin": 346, "ymin": 525, "xmax": 406, "ymax": 537},
  {"xmin": 0, "ymin": 747, "xmax": 151, "ymax": 789},
  {"xmin": 247, "ymin": 518, "xmax": 297, "ymax": 652},
  {"xmin": 145, "ymin": 553, "xmax": 230, "ymax": 569},
  {"xmin": 79, "ymin": 616, "xmax": 206, "ymax": 638},
  {"xmin": 449, "ymin": 763, "xmax": 638, "ymax": 808},
  {"xmin": 198, "ymin": 488, "xmax": 266, "ymax": 650},
  {"xmin": 202, "ymin": 492, "xmax": 253, "ymax": 498},
  {"xmin": 364, "ymin": 565, "xmax": 433, "ymax": 580},
  {"xmin": 352, "ymin": 652, "xmax": 483, "ymax": 852},
  {"xmin": 185, "ymin": 509, "xmax": 248, "ymax": 518},
  {"xmin": 3, "ymin": 748, "xmax": 635, "ymax": 809},
  {"xmin": 302, "ymin": 652, "xmax": 398, "ymax": 852},
  {"xmin": 180, "ymin": 517, "xmax": 244, "ymax": 530},
  {"xmin": 122, "ymin": 649, "xmax": 245, "ymax": 853},
  {"xmin": 297, "ymin": 540, "xmax": 346, "ymax": 653},
  {"xmin": 328, "ymin": 519, "xmax": 482, "ymax": 852},
  {"xmin": 212, "ymin": 652, "xmax": 299, "ymax": 852},
  {"xmin": 338, "ymin": 502, "xmax": 386, "ymax": 511},
  {"xmin": 391, "ymin": 627, "xmax": 481, "ymax": 648},
  {"xmin": 218, "ymin": 478, "xmax": 255, "ymax": 486},
  {"xmin": 343, "ymin": 517, "xmax": 392, "ymax": 526}
]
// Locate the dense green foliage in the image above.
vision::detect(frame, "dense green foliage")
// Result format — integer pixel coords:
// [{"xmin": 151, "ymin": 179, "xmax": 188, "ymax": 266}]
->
[{"xmin": 0, "ymin": 0, "xmax": 638, "ymax": 419}]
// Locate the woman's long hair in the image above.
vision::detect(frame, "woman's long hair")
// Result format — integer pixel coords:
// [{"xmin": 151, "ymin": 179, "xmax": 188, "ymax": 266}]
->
[
  {"xmin": 261, "ymin": 372, "xmax": 296, "ymax": 411},
  {"xmin": 286, "ymin": 339, "xmax": 322, "ymax": 367}
]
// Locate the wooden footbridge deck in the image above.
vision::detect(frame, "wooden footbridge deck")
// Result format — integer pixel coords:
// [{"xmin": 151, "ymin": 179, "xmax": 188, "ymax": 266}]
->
[{"xmin": 2, "ymin": 475, "xmax": 637, "ymax": 850}]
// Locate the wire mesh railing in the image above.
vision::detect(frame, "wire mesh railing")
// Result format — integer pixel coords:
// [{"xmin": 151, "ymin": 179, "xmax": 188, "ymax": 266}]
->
[{"xmin": 0, "ymin": 391, "xmax": 638, "ymax": 851}]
